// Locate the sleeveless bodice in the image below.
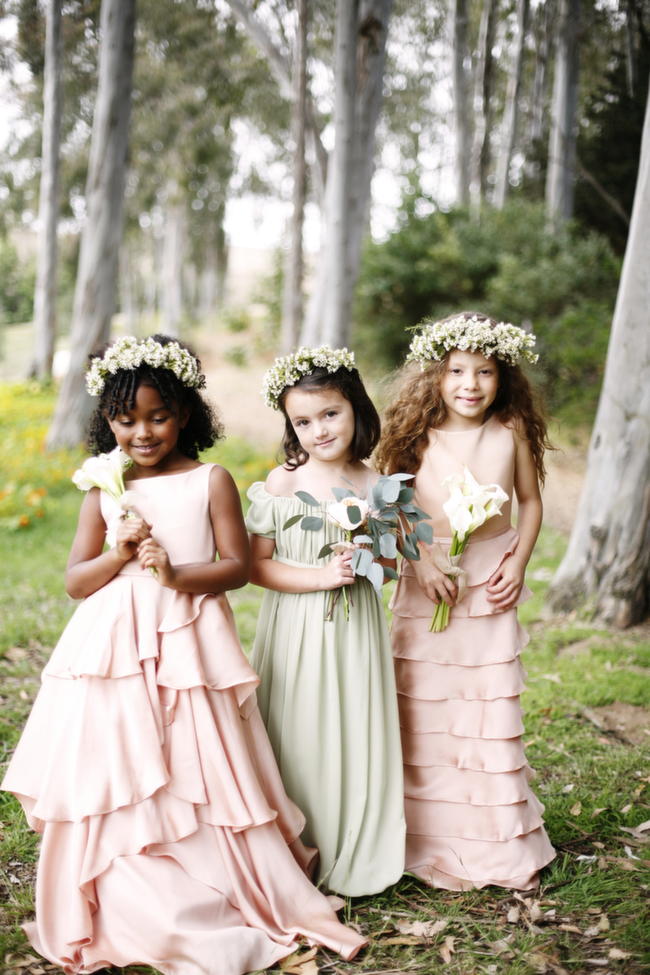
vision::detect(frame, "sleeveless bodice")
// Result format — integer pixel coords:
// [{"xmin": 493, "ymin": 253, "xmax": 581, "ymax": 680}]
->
[
  {"xmin": 415, "ymin": 415, "xmax": 515, "ymax": 538},
  {"xmin": 100, "ymin": 464, "xmax": 216, "ymax": 571}
]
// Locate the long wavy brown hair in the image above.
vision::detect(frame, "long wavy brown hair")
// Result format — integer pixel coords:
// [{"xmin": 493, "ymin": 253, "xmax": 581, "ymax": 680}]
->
[{"xmin": 375, "ymin": 325, "xmax": 552, "ymax": 484}]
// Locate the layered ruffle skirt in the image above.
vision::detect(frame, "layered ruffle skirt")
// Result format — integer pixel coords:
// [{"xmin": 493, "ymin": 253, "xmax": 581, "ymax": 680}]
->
[
  {"xmin": 390, "ymin": 527, "xmax": 555, "ymax": 891},
  {"xmin": 2, "ymin": 572, "xmax": 366, "ymax": 974}
]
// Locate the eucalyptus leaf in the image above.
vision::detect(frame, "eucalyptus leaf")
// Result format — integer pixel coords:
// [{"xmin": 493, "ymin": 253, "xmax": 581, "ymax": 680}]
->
[
  {"xmin": 367, "ymin": 560, "xmax": 385, "ymax": 593},
  {"xmin": 388, "ymin": 472, "xmax": 414, "ymax": 482},
  {"xmin": 415, "ymin": 521, "xmax": 433, "ymax": 544},
  {"xmin": 295, "ymin": 490, "xmax": 320, "ymax": 506},
  {"xmin": 379, "ymin": 533, "xmax": 398, "ymax": 559},
  {"xmin": 379, "ymin": 479, "xmax": 401, "ymax": 504},
  {"xmin": 282, "ymin": 514, "xmax": 303, "ymax": 529},
  {"xmin": 317, "ymin": 543, "xmax": 334, "ymax": 558},
  {"xmin": 383, "ymin": 565, "xmax": 398, "ymax": 580},
  {"xmin": 397, "ymin": 487, "xmax": 414, "ymax": 503},
  {"xmin": 353, "ymin": 535, "xmax": 373, "ymax": 546},
  {"xmin": 352, "ymin": 547, "xmax": 374, "ymax": 574},
  {"xmin": 301, "ymin": 516, "xmax": 324, "ymax": 531},
  {"xmin": 346, "ymin": 504, "xmax": 362, "ymax": 525}
]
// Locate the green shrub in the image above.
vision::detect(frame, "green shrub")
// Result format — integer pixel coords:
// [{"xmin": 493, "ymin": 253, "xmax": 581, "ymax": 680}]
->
[{"xmin": 0, "ymin": 239, "xmax": 35, "ymax": 326}]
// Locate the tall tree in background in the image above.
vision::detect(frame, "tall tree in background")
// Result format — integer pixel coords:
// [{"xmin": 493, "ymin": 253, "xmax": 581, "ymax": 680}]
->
[
  {"xmin": 280, "ymin": 0, "xmax": 308, "ymax": 353},
  {"xmin": 47, "ymin": 0, "xmax": 136, "ymax": 447},
  {"xmin": 31, "ymin": 0, "xmax": 63, "ymax": 380},
  {"xmin": 452, "ymin": 0, "xmax": 472, "ymax": 206},
  {"xmin": 548, "ymin": 80, "xmax": 650, "ymax": 627},
  {"xmin": 546, "ymin": 0, "xmax": 581, "ymax": 225},
  {"xmin": 227, "ymin": 0, "xmax": 393, "ymax": 348},
  {"xmin": 493, "ymin": 0, "xmax": 529, "ymax": 208},
  {"xmin": 470, "ymin": 0, "xmax": 498, "ymax": 211}
]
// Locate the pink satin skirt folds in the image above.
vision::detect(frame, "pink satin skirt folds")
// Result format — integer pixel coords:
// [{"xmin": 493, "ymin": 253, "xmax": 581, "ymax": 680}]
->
[
  {"xmin": 390, "ymin": 527, "xmax": 555, "ymax": 891},
  {"xmin": 2, "ymin": 572, "xmax": 367, "ymax": 975}
]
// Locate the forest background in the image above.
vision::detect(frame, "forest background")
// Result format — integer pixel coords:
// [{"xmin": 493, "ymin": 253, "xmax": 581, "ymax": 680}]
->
[{"xmin": 0, "ymin": 0, "xmax": 649, "ymax": 973}]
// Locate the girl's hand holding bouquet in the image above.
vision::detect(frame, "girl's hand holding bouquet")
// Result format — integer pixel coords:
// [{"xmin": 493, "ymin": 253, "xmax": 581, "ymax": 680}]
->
[
  {"xmin": 285, "ymin": 474, "xmax": 433, "ymax": 621},
  {"xmin": 430, "ymin": 466, "xmax": 508, "ymax": 632}
]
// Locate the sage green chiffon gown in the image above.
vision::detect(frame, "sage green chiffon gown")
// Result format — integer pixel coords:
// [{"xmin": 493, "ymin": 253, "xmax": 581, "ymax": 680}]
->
[{"xmin": 246, "ymin": 481, "xmax": 405, "ymax": 896}]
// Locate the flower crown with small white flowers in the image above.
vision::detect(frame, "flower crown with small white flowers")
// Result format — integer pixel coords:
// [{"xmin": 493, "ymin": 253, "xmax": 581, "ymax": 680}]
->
[
  {"xmin": 262, "ymin": 345, "xmax": 356, "ymax": 409},
  {"xmin": 406, "ymin": 314, "xmax": 538, "ymax": 368},
  {"xmin": 86, "ymin": 335, "xmax": 206, "ymax": 397}
]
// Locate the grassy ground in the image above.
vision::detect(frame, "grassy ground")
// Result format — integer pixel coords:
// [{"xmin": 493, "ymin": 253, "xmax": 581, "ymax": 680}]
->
[{"xmin": 0, "ymin": 384, "xmax": 649, "ymax": 975}]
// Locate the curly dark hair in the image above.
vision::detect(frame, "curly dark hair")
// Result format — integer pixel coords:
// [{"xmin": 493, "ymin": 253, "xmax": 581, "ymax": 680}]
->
[
  {"xmin": 86, "ymin": 334, "xmax": 224, "ymax": 459},
  {"xmin": 375, "ymin": 313, "xmax": 552, "ymax": 483},
  {"xmin": 278, "ymin": 366, "xmax": 381, "ymax": 469}
]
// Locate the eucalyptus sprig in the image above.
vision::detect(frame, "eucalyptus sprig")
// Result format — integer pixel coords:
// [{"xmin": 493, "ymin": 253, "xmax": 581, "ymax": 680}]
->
[{"xmin": 283, "ymin": 475, "xmax": 432, "ymax": 615}]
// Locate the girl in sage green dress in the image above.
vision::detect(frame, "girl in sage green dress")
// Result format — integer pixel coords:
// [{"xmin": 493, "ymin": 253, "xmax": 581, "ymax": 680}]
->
[{"xmin": 245, "ymin": 347, "xmax": 405, "ymax": 896}]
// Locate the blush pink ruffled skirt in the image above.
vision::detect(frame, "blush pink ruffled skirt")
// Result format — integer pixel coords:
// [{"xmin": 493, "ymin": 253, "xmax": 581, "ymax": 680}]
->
[
  {"xmin": 390, "ymin": 527, "xmax": 555, "ymax": 891},
  {"xmin": 2, "ymin": 572, "xmax": 367, "ymax": 974}
]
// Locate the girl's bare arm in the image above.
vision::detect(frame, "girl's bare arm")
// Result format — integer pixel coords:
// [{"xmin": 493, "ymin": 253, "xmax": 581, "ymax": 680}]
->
[
  {"xmin": 65, "ymin": 489, "xmax": 150, "ymax": 599},
  {"xmin": 249, "ymin": 533, "xmax": 354, "ymax": 593}
]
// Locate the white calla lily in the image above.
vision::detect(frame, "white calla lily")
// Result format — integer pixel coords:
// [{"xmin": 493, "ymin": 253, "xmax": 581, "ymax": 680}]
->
[{"xmin": 71, "ymin": 447, "xmax": 133, "ymax": 502}]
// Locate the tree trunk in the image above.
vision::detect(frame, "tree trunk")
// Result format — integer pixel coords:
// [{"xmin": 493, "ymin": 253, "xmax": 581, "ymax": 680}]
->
[
  {"xmin": 548, "ymin": 79, "xmax": 650, "ymax": 627},
  {"xmin": 280, "ymin": 0, "xmax": 308, "ymax": 353},
  {"xmin": 302, "ymin": 0, "xmax": 392, "ymax": 347},
  {"xmin": 470, "ymin": 0, "xmax": 498, "ymax": 211},
  {"xmin": 31, "ymin": 0, "xmax": 63, "ymax": 380},
  {"xmin": 47, "ymin": 0, "xmax": 136, "ymax": 448},
  {"xmin": 452, "ymin": 0, "xmax": 472, "ymax": 207},
  {"xmin": 545, "ymin": 0, "xmax": 580, "ymax": 227},
  {"xmin": 529, "ymin": 0, "xmax": 553, "ymax": 147},
  {"xmin": 161, "ymin": 185, "xmax": 185, "ymax": 337},
  {"xmin": 493, "ymin": 0, "xmax": 529, "ymax": 208}
]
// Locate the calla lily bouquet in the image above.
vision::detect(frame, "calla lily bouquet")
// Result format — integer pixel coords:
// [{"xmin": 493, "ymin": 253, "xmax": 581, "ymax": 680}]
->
[
  {"xmin": 72, "ymin": 446, "xmax": 133, "ymax": 501},
  {"xmin": 284, "ymin": 475, "xmax": 432, "ymax": 621},
  {"xmin": 430, "ymin": 466, "xmax": 508, "ymax": 632},
  {"xmin": 72, "ymin": 447, "xmax": 157, "ymax": 575}
]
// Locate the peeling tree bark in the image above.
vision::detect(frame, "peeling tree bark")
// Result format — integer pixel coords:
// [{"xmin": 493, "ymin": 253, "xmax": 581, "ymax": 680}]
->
[
  {"xmin": 548, "ymin": 80, "xmax": 650, "ymax": 627},
  {"xmin": 470, "ymin": 0, "xmax": 498, "ymax": 212},
  {"xmin": 47, "ymin": 0, "xmax": 136, "ymax": 448}
]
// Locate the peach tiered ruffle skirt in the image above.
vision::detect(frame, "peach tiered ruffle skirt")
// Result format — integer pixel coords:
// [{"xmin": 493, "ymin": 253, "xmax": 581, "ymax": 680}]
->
[
  {"xmin": 390, "ymin": 527, "xmax": 555, "ymax": 891},
  {"xmin": 2, "ymin": 570, "xmax": 367, "ymax": 974}
]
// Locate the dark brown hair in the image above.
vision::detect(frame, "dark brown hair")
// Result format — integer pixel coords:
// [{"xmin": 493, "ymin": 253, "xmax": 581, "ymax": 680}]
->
[{"xmin": 278, "ymin": 366, "xmax": 381, "ymax": 469}]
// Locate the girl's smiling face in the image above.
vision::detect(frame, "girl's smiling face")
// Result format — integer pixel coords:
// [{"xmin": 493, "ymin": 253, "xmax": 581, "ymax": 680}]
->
[
  {"xmin": 284, "ymin": 386, "xmax": 356, "ymax": 464},
  {"xmin": 439, "ymin": 349, "xmax": 499, "ymax": 429},
  {"xmin": 107, "ymin": 383, "xmax": 188, "ymax": 476}
]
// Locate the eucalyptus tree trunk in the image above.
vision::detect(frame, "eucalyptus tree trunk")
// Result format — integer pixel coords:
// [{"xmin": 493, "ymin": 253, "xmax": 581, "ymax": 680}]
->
[
  {"xmin": 548, "ymin": 80, "xmax": 650, "ymax": 627},
  {"xmin": 530, "ymin": 0, "xmax": 553, "ymax": 147},
  {"xmin": 470, "ymin": 0, "xmax": 498, "ymax": 211},
  {"xmin": 280, "ymin": 0, "xmax": 308, "ymax": 353},
  {"xmin": 452, "ymin": 0, "xmax": 472, "ymax": 207},
  {"xmin": 47, "ymin": 0, "xmax": 136, "ymax": 448},
  {"xmin": 226, "ymin": 0, "xmax": 392, "ymax": 349},
  {"xmin": 493, "ymin": 0, "xmax": 529, "ymax": 208},
  {"xmin": 302, "ymin": 0, "xmax": 392, "ymax": 347},
  {"xmin": 545, "ymin": 0, "xmax": 580, "ymax": 227},
  {"xmin": 161, "ymin": 185, "xmax": 185, "ymax": 338},
  {"xmin": 32, "ymin": 0, "xmax": 63, "ymax": 380}
]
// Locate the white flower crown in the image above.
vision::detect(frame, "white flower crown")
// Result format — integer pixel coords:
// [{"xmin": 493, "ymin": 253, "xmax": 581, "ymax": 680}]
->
[
  {"xmin": 262, "ymin": 345, "xmax": 356, "ymax": 409},
  {"xmin": 86, "ymin": 335, "xmax": 206, "ymax": 397},
  {"xmin": 406, "ymin": 315, "xmax": 538, "ymax": 367}
]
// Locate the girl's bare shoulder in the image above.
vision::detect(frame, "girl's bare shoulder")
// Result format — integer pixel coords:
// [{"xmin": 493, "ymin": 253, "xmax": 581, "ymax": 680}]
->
[{"xmin": 264, "ymin": 465, "xmax": 297, "ymax": 498}]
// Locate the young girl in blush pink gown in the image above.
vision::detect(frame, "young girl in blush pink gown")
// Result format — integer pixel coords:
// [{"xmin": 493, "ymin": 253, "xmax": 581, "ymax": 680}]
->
[
  {"xmin": 2, "ymin": 334, "xmax": 366, "ymax": 975},
  {"xmin": 376, "ymin": 312, "xmax": 556, "ymax": 892}
]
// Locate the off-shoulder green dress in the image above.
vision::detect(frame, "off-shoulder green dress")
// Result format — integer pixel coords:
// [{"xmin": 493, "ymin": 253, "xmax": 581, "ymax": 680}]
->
[{"xmin": 245, "ymin": 481, "xmax": 405, "ymax": 896}]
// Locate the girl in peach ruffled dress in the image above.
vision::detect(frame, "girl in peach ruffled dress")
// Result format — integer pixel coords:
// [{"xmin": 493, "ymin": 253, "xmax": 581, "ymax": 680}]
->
[
  {"xmin": 2, "ymin": 334, "xmax": 366, "ymax": 975},
  {"xmin": 376, "ymin": 311, "xmax": 556, "ymax": 891}
]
